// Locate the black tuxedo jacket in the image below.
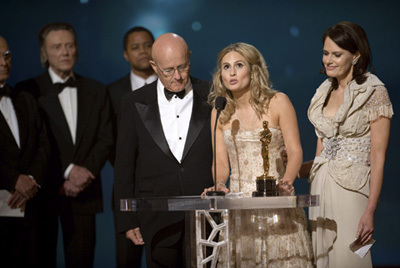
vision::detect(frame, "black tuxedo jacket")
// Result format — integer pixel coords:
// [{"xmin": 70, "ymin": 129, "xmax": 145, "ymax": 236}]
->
[
  {"xmin": 0, "ymin": 90, "xmax": 50, "ymax": 224},
  {"xmin": 114, "ymin": 77, "xmax": 213, "ymax": 242},
  {"xmin": 106, "ymin": 74, "xmax": 131, "ymax": 166},
  {"xmin": 107, "ymin": 74, "xmax": 131, "ymax": 120},
  {"xmin": 16, "ymin": 73, "xmax": 113, "ymax": 214}
]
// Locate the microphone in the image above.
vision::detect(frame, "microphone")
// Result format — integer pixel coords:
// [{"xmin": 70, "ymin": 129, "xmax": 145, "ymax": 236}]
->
[
  {"xmin": 215, "ymin": 96, "xmax": 227, "ymax": 113},
  {"xmin": 207, "ymin": 97, "xmax": 227, "ymax": 197}
]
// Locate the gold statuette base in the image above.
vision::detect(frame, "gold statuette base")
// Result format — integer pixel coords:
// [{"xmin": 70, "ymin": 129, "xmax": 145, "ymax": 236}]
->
[{"xmin": 252, "ymin": 175, "xmax": 279, "ymax": 197}]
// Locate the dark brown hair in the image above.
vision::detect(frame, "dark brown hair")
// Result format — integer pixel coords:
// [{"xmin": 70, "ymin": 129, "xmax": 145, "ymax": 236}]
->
[{"xmin": 322, "ymin": 21, "xmax": 373, "ymax": 89}]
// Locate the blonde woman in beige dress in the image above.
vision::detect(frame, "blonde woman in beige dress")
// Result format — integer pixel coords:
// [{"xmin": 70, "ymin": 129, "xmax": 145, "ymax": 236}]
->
[
  {"xmin": 203, "ymin": 43, "xmax": 313, "ymax": 267},
  {"xmin": 304, "ymin": 22, "xmax": 393, "ymax": 267}
]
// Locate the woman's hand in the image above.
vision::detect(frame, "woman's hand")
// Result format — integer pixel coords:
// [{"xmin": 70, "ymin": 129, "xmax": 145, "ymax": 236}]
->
[
  {"xmin": 277, "ymin": 179, "xmax": 294, "ymax": 196},
  {"xmin": 201, "ymin": 183, "xmax": 230, "ymax": 197},
  {"xmin": 356, "ymin": 210, "xmax": 374, "ymax": 245}
]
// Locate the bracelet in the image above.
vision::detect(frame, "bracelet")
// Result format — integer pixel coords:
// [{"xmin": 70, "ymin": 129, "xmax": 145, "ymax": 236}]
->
[{"xmin": 216, "ymin": 180, "xmax": 226, "ymax": 186}]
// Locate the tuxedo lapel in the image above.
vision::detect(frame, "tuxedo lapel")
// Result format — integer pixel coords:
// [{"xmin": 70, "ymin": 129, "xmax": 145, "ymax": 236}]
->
[
  {"xmin": 0, "ymin": 94, "xmax": 30, "ymax": 149},
  {"xmin": 0, "ymin": 111, "xmax": 19, "ymax": 149},
  {"xmin": 37, "ymin": 74, "xmax": 74, "ymax": 146},
  {"xmin": 13, "ymin": 96, "xmax": 28, "ymax": 149},
  {"xmin": 135, "ymin": 86, "xmax": 176, "ymax": 161},
  {"xmin": 75, "ymin": 77, "xmax": 95, "ymax": 149},
  {"xmin": 181, "ymin": 87, "xmax": 209, "ymax": 160},
  {"xmin": 122, "ymin": 75, "xmax": 132, "ymax": 94}
]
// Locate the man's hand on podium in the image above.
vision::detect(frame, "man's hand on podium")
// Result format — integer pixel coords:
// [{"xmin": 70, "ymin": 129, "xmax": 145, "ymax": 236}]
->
[{"xmin": 126, "ymin": 227, "xmax": 145, "ymax": 245}]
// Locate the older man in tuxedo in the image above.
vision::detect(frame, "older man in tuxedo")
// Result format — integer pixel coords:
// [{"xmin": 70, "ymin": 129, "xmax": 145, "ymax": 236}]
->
[
  {"xmin": 107, "ymin": 26, "xmax": 157, "ymax": 268},
  {"xmin": 0, "ymin": 36, "xmax": 50, "ymax": 267},
  {"xmin": 16, "ymin": 23, "xmax": 113, "ymax": 268},
  {"xmin": 114, "ymin": 33, "xmax": 213, "ymax": 267}
]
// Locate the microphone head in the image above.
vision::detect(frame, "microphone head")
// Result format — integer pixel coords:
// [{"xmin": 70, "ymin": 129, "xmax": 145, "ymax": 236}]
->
[{"xmin": 215, "ymin": 96, "xmax": 227, "ymax": 112}]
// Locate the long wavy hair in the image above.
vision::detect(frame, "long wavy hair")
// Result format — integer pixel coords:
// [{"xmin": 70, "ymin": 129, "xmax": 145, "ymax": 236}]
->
[
  {"xmin": 321, "ymin": 21, "xmax": 373, "ymax": 89},
  {"xmin": 208, "ymin": 43, "xmax": 277, "ymax": 125}
]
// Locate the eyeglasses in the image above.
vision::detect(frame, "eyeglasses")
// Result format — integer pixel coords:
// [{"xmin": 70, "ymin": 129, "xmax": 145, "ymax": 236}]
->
[
  {"xmin": 0, "ymin": 51, "xmax": 11, "ymax": 60},
  {"xmin": 154, "ymin": 62, "xmax": 190, "ymax": 77}
]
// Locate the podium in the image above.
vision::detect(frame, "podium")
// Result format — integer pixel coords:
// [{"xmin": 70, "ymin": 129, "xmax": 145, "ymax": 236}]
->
[{"xmin": 121, "ymin": 194, "xmax": 319, "ymax": 267}]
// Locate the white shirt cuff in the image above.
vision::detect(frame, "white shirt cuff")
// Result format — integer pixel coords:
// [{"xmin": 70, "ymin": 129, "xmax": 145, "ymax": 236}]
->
[
  {"xmin": 28, "ymin": 175, "xmax": 41, "ymax": 188},
  {"xmin": 64, "ymin": 164, "xmax": 75, "ymax": 179}
]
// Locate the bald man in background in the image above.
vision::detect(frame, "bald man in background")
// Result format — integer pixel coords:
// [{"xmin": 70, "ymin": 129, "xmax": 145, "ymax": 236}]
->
[
  {"xmin": 113, "ymin": 33, "xmax": 213, "ymax": 267},
  {"xmin": 0, "ymin": 36, "xmax": 50, "ymax": 267}
]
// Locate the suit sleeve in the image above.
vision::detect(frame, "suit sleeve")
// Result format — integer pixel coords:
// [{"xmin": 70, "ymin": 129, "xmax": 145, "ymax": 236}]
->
[
  {"xmin": 105, "ymin": 84, "xmax": 118, "ymax": 166},
  {"xmin": 25, "ymin": 93, "xmax": 50, "ymax": 186},
  {"xmin": 0, "ymin": 93, "xmax": 50, "ymax": 190},
  {"xmin": 82, "ymin": 87, "xmax": 114, "ymax": 175},
  {"xmin": 114, "ymin": 95, "xmax": 139, "ymax": 232},
  {"xmin": 0, "ymin": 164, "xmax": 19, "ymax": 191}
]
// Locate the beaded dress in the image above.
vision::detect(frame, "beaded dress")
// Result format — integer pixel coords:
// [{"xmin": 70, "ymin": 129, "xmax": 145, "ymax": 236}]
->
[
  {"xmin": 217, "ymin": 118, "xmax": 313, "ymax": 268},
  {"xmin": 307, "ymin": 73, "xmax": 393, "ymax": 267}
]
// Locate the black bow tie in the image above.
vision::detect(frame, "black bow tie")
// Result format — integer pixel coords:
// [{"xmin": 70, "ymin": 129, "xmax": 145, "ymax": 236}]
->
[
  {"xmin": 164, "ymin": 88, "xmax": 185, "ymax": 100},
  {"xmin": 0, "ymin": 84, "xmax": 11, "ymax": 96},
  {"xmin": 53, "ymin": 77, "xmax": 77, "ymax": 95}
]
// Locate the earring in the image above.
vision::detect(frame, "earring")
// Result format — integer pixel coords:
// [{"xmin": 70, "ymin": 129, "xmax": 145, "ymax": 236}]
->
[{"xmin": 352, "ymin": 57, "xmax": 359, "ymax": 66}]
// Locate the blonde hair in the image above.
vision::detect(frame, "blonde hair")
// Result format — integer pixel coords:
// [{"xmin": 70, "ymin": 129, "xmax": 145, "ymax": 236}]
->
[{"xmin": 208, "ymin": 42, "xmax": 277, "ymax": 125}]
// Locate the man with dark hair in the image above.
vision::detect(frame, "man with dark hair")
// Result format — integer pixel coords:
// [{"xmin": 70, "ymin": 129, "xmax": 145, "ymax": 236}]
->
[
  {"xmin": 107, "ymin": 26, "xmax": 157, "ymax": 268},
  {"xmin": 114, "ymin": 33, "xmax": 214, "ymax": 267},
  {"xmin": 0, "ymin": 35, "xmax": 50, "ymax": 267},
  {"xmin": 108, "ymin": 26, "xmax": 157, "ymax": 119},
  {"xmin": 16, "ymin": 22, "xmax": 113, "ymax": 268},
  {"xmin": 123, "ymin": 26, "xmax": 154, "ymax": 50}
]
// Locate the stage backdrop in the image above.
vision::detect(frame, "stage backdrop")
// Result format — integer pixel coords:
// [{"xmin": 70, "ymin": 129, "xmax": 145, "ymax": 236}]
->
[{"xmin": 2, "ymin": 0, "xmax": 399, "ymax": 267}]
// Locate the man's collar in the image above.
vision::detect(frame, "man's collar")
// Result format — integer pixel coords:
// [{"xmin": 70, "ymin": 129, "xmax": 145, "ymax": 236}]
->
[
  {"xmin": 48, "ymin": 67, "xmax": 73, "ymax": 83},
  {"xmin": 130, "ymin": 70, "xmax": 157, "ymax": 84},
  {"xmin": 157, "ymin": 78, "xmax": 193, "ymax": 94}
]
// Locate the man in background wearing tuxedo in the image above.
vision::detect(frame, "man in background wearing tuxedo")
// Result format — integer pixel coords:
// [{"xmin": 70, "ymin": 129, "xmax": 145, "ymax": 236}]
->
[
  {"xmin": 0, "ymin": 36, "xmax": 50, "ymax": 267},
  {"xmin": 16, "ymin": 23, "xmax": 113, "ymax": 268},
  {"xmin": 107, "ymin": 26, "xmax": 157, "ymax": 268},
  {"xmin": 114, "ymin": 33, "xmax": 214, "ymax": 267},
  {"xmin": 108, "ymin": 26, "xmax": 157, "ymax": 121}
]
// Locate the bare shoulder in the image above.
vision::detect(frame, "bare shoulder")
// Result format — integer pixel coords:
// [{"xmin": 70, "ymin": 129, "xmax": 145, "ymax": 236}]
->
[{"xmin": 269, "ymin": 92, "xmax": 292, "ymax": 109}]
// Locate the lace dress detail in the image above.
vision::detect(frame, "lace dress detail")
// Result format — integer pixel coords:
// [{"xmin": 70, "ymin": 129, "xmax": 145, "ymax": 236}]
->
[
  {"xmin": 217, "ymin": 126, "xmax": 313, "ymax": 268},
  {"xmin": 365, "ymin": 85, "xmax": 393, "ymax": 122}
]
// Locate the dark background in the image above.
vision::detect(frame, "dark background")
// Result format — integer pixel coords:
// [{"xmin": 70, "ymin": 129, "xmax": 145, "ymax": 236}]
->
[{"xmin": 2, "ymin": 0, "xmax": 399, "ymax": 267}]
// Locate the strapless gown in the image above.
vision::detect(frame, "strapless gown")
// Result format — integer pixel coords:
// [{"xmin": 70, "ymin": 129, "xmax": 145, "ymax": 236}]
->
[{"xmin": 217, "ymin": 126, "xmax": 313, "ymax": 267}]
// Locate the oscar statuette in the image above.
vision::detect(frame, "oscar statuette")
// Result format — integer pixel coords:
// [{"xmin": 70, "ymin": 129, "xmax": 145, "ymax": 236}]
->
[{"xmin": 252, "ymin": 121, "xmax": 279, "ymax": 197}]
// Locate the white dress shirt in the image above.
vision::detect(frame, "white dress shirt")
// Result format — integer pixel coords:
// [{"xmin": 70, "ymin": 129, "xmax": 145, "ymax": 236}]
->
[
  {"xmin": 48, "ymin": 68, "xmax": 77, "ymax": 178},
  {"xmin": 157, "ymin": 79, "xmax": 193, "ymax": 162},
  {"xmin": 0, "ymin": 85, "xmax": 20, "ymax": 148},
  {"xmin": 130, "ymin": 71, "xmax": 157, "ymax": 91}
]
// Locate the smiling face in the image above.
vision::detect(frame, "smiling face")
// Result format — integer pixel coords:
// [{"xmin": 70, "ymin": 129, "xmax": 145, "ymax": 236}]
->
[
  {"xmin": 0, "ymin": 37, "xmax": 11, "ymax": 85},
  {"xmin": 220, "ymin": 51, "xmax": 251, "ymax": 95},
  {"xmin": 323, "ymin": 37, "xmax": 358, "ymax": 84},
  {"xmin": 42, "ymin": 30, "xmax": 76, "ymax": 79}
]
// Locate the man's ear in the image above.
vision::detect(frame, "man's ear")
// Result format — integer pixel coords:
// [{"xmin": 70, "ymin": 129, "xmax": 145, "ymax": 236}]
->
[
  {"xmin": 123, "ymin": 51, "xmax": 129, "ymax": 62},
  {"xmin": 149, "ymin": 60, "xmax": 158, "ymax": 74}
]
